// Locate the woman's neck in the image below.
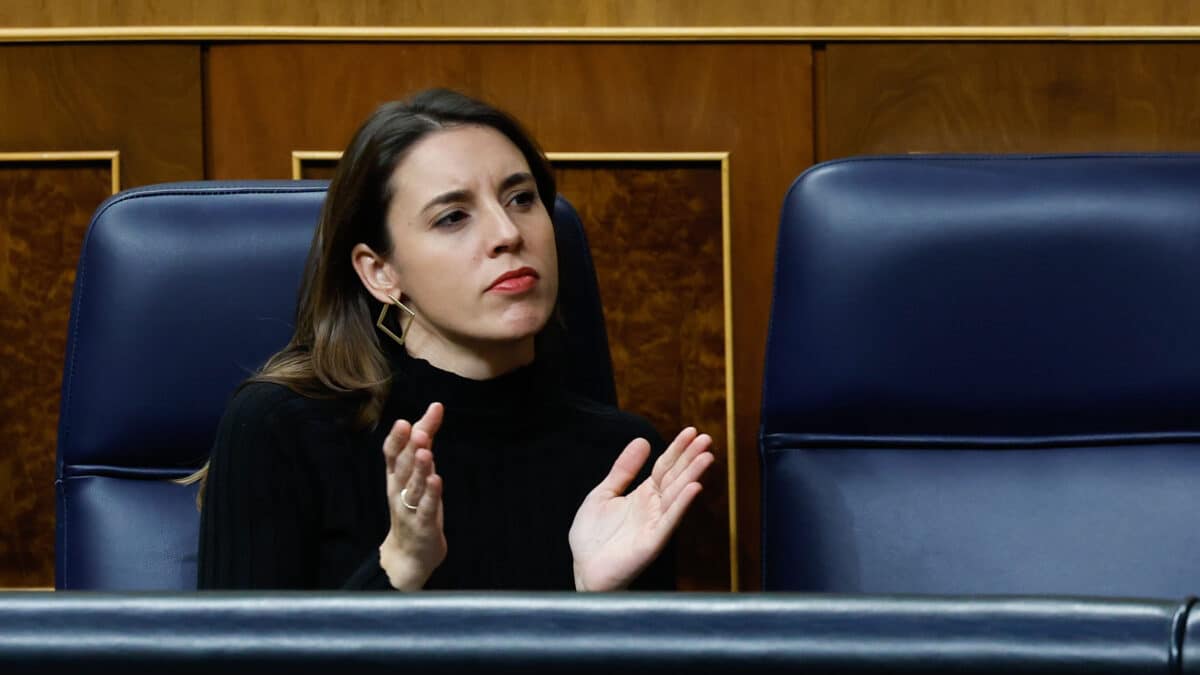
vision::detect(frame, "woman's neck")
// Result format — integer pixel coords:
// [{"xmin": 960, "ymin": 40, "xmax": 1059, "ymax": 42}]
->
[{"xmin": 401, "ymin": 329, "xmax": 535, "ymax": 380}]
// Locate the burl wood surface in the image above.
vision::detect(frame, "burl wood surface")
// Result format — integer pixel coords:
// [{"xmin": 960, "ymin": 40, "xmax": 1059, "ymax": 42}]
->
[
  {"xmin": 556, "ymin": 163, "xmax": 728, "ymax": 590},
  {"xmin": 0, "ymin": 163, "xmax": 111, "ymax": 587}
]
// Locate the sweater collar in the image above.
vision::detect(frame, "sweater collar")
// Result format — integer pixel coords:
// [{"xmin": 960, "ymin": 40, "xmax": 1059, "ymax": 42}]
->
[{"xmin": 381, "ymin": 338, "xmax": 559, "ymax": 425}]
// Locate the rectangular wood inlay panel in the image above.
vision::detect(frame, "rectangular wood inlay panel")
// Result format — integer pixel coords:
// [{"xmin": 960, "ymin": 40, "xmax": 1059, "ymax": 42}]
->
[
  {"xmin": 555, "ymin": 161, "xmax": 728, "ymax": 590},
  {"xmin": 0, "ymin": 161, "xmax": 112, "ymax": 587}
]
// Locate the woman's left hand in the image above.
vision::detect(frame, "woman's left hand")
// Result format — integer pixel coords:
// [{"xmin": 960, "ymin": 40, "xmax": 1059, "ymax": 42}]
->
[{"xmin": 568, "ymin": 427, "xmax": 714, "ymax": 591}]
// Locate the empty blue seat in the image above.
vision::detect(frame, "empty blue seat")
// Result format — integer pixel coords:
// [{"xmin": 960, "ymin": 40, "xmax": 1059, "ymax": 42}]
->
[{"xmin": 762, "ymin": 154, "xmax": 1200, "ymax": 596}]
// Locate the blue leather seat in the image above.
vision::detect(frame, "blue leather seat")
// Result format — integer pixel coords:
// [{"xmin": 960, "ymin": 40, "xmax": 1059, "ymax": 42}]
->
[
  {"xmin": 55, "ymin": 181, "xmax": 614, "ymax": 590},
  {"xmin": 761, "ymin": 154, "xmax": 1200, "ymax": 596}
]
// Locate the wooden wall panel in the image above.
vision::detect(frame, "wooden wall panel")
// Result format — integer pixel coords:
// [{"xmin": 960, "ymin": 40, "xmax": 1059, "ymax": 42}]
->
[
  {"xmin": 209, "ymin": 42, "xmax": 813, "ymax": 590},
  {"xmin": 5, "ymin": 0, "xmax": 1200, "ymax": 28},
  {"xmin": 0, "ymin": 45, "xmax": 203, "ymax": 187},
  {"xmin": 555, "ymin": 162, "xmax": 727, "ymax": 591},
  {"xmin": 0, "ymin": 44, "xmax": 203, "ymax": 588},
  {"xmin": 823, "ymin": 43, "xmax": 1200, "ymax": 159},
  {"xmin": 0, "ymin": 162, "xmax": 112, "ymax": 587}
]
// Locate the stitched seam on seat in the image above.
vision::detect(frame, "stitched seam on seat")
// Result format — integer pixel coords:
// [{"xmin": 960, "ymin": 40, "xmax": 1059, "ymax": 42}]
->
[
  {"xmin": 84, "ymin": 184, "xmax": 328, "ymax": 223},
  {"xmin": 62, "ymin": 466, "xmax": 200, "ymax": 479},
  {"xmin": 782, "ymin": 152, "xmax": 1200, "ymax": 207},
  {"xmin": 95, "ymin": 186, "xmax": 327, "ymax": 210},
  {"xmin": 116, "ymin": 187, "xmax": 327, "ymax": 198}
]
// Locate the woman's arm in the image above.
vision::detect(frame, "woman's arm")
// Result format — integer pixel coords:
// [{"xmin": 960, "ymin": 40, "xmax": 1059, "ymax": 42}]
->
[{"xmin": 198, "ymin": 386, "xmax": 321, "ymax": 589}]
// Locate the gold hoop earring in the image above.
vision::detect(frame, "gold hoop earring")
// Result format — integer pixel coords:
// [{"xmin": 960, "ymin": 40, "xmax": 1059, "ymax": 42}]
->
[{"xmin": 376, "ymin": 293, "xmax": 417, "ymax": 346}]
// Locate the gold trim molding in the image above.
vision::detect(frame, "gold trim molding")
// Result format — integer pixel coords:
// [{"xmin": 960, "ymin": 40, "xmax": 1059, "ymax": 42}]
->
[
  {"xmin": 0, "ymin": 151, "xmax": 121, "ymax": 194},
  {"xmin": 292, "ymin": 149, "xmax": 740, "ymax": 591},
  {"xmin": 5, "ymin": 25, "xmax": 1200, "ymax": 43},
  {"xmin": 291, "ymin": 150, "xmax": 339, "ymax": 180}
]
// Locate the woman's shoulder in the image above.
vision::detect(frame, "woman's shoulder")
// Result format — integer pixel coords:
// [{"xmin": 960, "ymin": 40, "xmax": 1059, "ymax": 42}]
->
[{"xmin": 222, "ymin": 380, "xmax": 358, "ymax": 433}]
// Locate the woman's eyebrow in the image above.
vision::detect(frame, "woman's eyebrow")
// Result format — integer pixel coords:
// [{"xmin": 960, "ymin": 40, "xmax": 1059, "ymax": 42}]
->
[
  {"xmin": 421, "ymin": 172, "xmax": 534, "ymax": 213},
  {"xmin": 498, "ymin": 172, "xmax": 535, "ymax": 192},
  {"xmin": 421, "ymin": 189, "xmax": 471, "ymax": 214}
]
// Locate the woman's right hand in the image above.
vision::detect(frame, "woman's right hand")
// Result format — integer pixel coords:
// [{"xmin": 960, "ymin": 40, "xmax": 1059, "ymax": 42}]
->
[{"xmin": 379, "ymin": 402, "xmax": 447, "ymax": 590}]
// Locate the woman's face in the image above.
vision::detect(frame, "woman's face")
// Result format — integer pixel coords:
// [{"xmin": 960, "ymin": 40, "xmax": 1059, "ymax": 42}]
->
[{"xmin": 381, "ymin": 124, "xmax": 558, "ymax": 348}]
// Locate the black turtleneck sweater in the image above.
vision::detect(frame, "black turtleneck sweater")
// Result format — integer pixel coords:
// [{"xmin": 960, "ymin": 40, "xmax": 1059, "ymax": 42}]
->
[{"xmin": 197, "ymin": 345, "xmax": 673, "ymax": 591}]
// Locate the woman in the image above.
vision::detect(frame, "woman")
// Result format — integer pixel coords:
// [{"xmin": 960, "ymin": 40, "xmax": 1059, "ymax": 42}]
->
[{"xmin": 196, "ymin": 88, "xmax": 714, "ymax": 591}]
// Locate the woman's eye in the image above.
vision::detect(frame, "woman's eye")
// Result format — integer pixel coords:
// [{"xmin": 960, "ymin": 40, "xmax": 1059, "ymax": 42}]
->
[
  {"xmin": 509, "ymin": 190, "xmax": 536, "ymax": 208},
  {"xmin": 433, "ymin": 210, "xmax": 467, "ymax": 229}
]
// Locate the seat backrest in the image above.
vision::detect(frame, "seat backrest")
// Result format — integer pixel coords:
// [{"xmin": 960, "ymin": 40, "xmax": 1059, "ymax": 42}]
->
[
  {"xmin": 56, "ymin": 181, "xmax": 614, "ymax": 590},
  {"xmin": 761, "ymin": 154, "xmax": 1200, "ymax": 596}
]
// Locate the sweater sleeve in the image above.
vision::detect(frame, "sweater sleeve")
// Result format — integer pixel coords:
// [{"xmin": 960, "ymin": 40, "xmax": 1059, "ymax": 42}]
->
[
  {"xmin": 198, "ymin": 384, "xmax": 321, "ymax": 589},
  {"xmin": 342, "ymin": 549, "xmax": 396, "ymax": 589},
  {"xmin": 199, "ymin": 384, "xmax": 401, "ymax": 590}
]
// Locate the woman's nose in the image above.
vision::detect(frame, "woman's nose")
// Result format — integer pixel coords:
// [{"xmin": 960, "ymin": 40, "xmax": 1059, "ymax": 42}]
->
[{"xmin": 486, "ymin": 204, "xmax": 523, "ymax": 255}]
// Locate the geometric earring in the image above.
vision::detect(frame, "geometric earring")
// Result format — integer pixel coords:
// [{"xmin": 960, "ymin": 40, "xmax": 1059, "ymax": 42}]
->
[{"xmin": 376, "ymin": 293, "xmax": 417, "ymax": 346}]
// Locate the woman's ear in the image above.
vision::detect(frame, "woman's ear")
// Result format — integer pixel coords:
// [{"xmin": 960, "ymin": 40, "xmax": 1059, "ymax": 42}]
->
[{"xmin": 350, "ymin": 243, "xmax": 402, "ymax": 304}]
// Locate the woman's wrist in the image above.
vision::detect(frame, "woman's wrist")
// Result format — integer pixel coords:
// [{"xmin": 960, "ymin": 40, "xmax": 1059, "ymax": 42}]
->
[
  {"xmin": 573, "ymin": 563, "xmax": 589, "ymax": 592},
  {"xmin": 379, "ymin": 533, "xmax": 432, "ymax": 591},
  {"xmin": 572, "ymin": 560, "xmax": 630, "ymax": 592}
]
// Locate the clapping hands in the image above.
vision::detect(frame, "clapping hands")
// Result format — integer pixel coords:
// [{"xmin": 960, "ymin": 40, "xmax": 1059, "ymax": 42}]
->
[
  {"xmin": 377, "ymin": 405, "xmax": 714, "ymax": 593},
  {"xmin": 568, "ymin": 427, "xmax": 715, "ymax": 592}
]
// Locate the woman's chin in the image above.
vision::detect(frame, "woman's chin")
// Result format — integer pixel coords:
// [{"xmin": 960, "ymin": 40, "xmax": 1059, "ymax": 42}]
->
[
  {"xmin": 491, "ymin": 308, "xmax": 552, "ymax": 340},
  {"xmin": 495, "ymin": 321, "xmax": 547, "ymax": 342}
]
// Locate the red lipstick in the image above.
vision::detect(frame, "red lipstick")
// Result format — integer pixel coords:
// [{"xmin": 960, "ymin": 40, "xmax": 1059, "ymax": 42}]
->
[{"xmin": 487, "ymin": 266, "xmax": 539, "ymax": 293}]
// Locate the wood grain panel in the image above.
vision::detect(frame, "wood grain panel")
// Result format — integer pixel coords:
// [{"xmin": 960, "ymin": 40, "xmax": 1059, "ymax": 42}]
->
[
  {"xmin": 209, "ymin": 42, "xmax": 814, "ymax": 589},
  {"xmin": 5, "ymin": 0, "xmax": 1200, "ymax": 28},
  {"xmin": 0, "ymin": 44, "xmax": 203, "ymax": 187},
  {"xmin": 0, "ymin": 162, "xmax": 112, "ymax": 588},
  {"xmin": 824, "ymin": 43, "xmax": 1200, "ymax": 159},
  {"xmin": 555, "ymin": 162, "xmax": 727, "ymax": 591}
]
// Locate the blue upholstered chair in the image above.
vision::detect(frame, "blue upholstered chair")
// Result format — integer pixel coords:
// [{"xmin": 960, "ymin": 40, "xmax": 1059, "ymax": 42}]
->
[
  {"xmin": 55, "ymin": 181, "xmax": 614, "ymax": 590},
  {"xmin": 761, "ymin": 154, "xmax": 1200, "ymax": 597}
]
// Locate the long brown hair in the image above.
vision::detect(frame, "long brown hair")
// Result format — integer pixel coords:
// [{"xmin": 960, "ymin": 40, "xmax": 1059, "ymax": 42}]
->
[{"xmin": 183, "ymin": 89, "xmax": 557, "ymax": 497}]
